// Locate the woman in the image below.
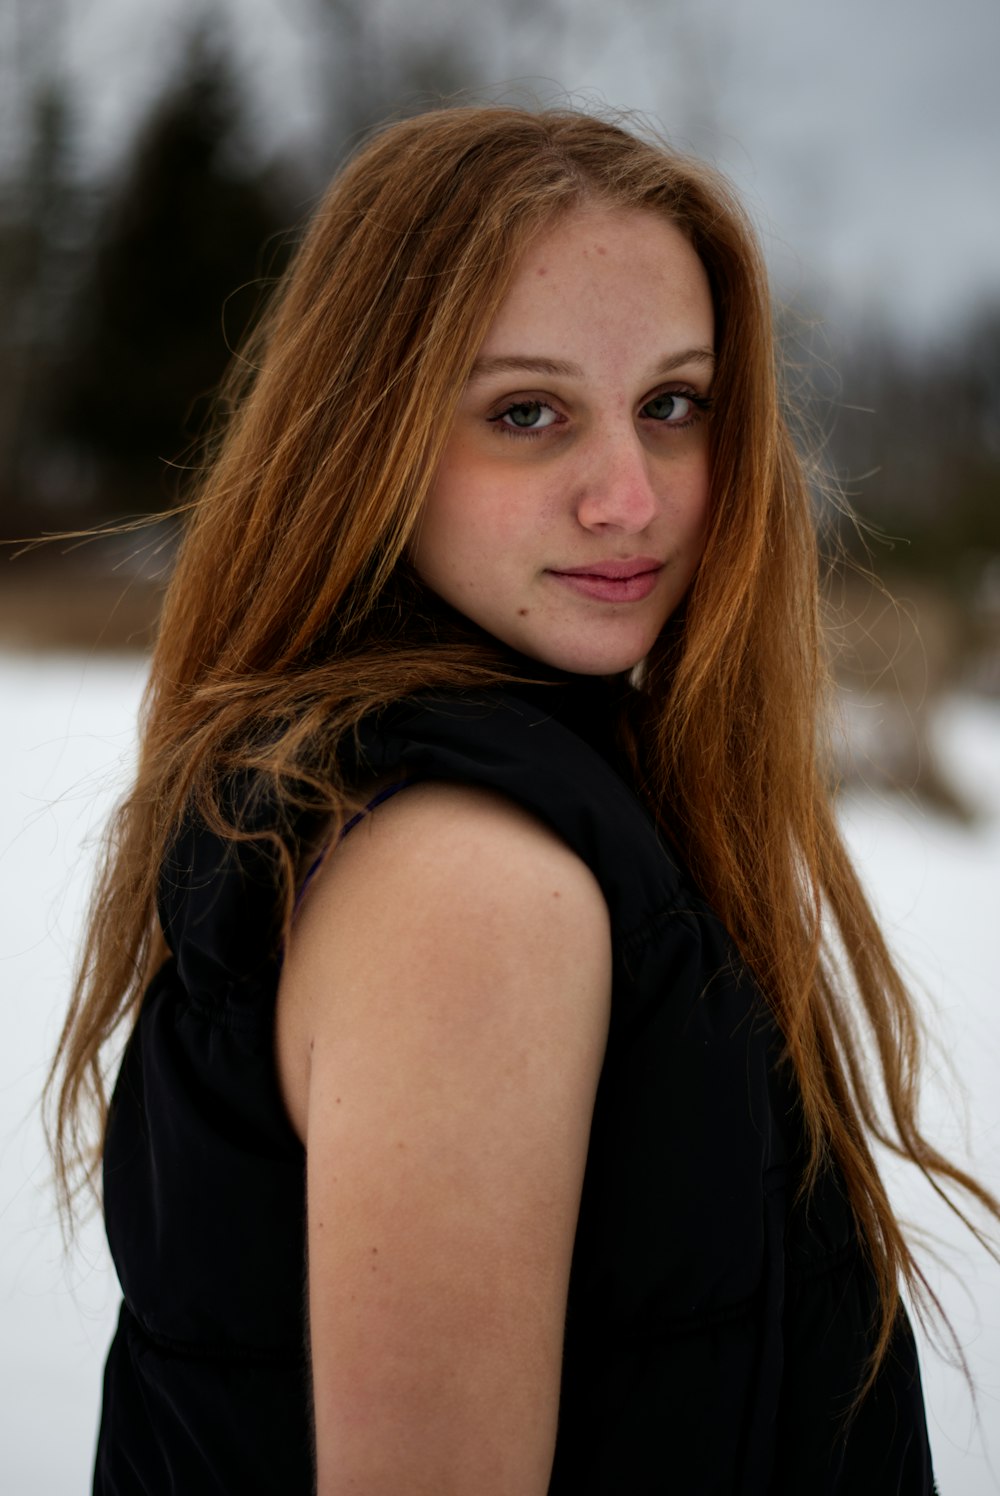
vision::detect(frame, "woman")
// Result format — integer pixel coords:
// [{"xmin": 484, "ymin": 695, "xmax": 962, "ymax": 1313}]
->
[{"xmin": 49, "ymin": 106, "xmax": 995, "ymax": 1493}]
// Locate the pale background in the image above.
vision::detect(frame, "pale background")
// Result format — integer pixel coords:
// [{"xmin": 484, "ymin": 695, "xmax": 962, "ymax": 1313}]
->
[{"xmin": 2, "ymin": 0, "xmax": 999, "ymax": 1487}]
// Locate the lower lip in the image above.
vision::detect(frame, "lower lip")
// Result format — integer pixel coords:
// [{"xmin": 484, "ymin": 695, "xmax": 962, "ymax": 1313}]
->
[{"xmin": 547, "ymin": 569, "xmax": 661, "ymax": 603}]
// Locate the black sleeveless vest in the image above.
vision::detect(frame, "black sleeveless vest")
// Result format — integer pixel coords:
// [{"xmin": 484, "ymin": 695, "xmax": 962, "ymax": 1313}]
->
[{"xmin": 96, "ymin": 681, "xmax": 935, "ymax": 1493}]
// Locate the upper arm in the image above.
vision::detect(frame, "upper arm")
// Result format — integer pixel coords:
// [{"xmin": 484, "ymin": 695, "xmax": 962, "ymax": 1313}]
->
[{"xmin": 275, "ymin": 782, "xmax": 611, "ymax": 1496}]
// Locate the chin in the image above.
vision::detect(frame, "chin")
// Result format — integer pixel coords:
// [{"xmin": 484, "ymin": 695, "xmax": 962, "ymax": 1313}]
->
[{"xmin": 516, "ymin": 634, "xmax": 654, "ymax": 678}]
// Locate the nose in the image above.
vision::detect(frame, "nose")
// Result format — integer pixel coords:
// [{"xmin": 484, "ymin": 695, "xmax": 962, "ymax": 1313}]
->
[{"xmin": 575, "ymin": 427, "xmax": 659, "ymax": 533}]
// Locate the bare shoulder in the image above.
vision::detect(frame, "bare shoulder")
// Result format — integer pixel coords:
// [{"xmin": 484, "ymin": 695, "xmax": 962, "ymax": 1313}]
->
[
  {"xmin": 276, "ymin": 780, "xmax": 612, "ymax": 1141},
  {"xmin": 305, "ymin": 777, "xmax": 607, "ymax": 926},
  {"xmin": 276, "ymin": 781, "xmax": 612, "ymax": 1491}
]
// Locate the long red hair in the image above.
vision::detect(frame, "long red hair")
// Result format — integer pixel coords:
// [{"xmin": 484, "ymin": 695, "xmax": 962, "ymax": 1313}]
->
[{"xmin": 48, "ymin": 106, "xmax": 997, "ymax": 1381}]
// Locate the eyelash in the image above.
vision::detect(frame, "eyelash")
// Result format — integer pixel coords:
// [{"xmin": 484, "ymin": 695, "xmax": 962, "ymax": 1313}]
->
[{"xmin": 488, "ymin": 390, "xmax": 713, "ymax": 440}]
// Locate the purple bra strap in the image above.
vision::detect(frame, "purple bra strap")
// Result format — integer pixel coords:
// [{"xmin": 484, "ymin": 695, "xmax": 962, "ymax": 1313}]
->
[{"xmin": 293, "ymin": 779, "xmax": 411, "ymax": 913}]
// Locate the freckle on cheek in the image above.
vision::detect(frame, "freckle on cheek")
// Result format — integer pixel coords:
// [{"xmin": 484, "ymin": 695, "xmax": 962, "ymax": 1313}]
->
[{"xmin": 517, "ymin": 608, "xmax": 528, "ymax": 617}]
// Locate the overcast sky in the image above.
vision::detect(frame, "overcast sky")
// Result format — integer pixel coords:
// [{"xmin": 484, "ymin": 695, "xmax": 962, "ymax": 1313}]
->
[{"xmin": 20, "ymin": 0, "xmax": 1000, "ymax": 341}]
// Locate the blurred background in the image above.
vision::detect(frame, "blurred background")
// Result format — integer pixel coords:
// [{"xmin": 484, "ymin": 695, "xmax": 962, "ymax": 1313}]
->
[
  {"xmin": 3, "ymin": 0, "xmax": 1000, "ymax": 793},
  {"xmin": 2, "ymin": 0, "xmax": 998, "ymax": 1489}
]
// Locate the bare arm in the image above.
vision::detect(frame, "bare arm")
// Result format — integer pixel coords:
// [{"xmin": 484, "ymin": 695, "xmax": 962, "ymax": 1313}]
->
[{"xmin": 276, "ymin": 782, "xmax": 611, "ymax": 1496}]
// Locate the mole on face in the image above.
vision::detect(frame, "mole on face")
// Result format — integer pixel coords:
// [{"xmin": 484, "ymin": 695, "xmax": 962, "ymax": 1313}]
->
[{"xmin": 412, "ymin": 205, "xmax": 713, "ymax": 677}]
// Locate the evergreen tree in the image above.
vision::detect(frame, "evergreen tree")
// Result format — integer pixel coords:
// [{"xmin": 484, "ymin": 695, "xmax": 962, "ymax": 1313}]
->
[
  {"xmin": 55, "ymin": 31, "xmax": 295, "ymax": 519},
  {"xmin": 0, "ymin": 78, "xmax": 87, "ymax": 534}
]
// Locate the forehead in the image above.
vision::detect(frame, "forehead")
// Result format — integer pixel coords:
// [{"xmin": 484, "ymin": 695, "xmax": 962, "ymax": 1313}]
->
[{"xmin": 478, "ymin": 205, "xmax": 714, "ymax": 365}]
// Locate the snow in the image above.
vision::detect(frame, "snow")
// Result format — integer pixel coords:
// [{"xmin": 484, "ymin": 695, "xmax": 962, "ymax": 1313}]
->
[
  {"xmin": 1, "ymin": 650, "xmax": 998, "ymax": 1491},
  {"xmin": 1, "ymin": 653, "xmax": 144, "ymax": 1493}
]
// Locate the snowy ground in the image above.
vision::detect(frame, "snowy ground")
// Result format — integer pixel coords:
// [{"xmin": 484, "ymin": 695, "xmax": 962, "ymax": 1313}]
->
[{"xmin": 1, "ymin": 650, "xmax": 998, "ymax": 1493}]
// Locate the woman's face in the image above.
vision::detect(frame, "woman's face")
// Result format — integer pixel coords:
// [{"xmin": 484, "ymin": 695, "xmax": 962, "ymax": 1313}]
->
[{"xmin": 411, "ymin": 204, "xmax": 715, "ymax": 675}]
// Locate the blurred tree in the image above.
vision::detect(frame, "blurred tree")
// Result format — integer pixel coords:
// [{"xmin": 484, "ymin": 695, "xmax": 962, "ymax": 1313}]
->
[
  {"xmin": 827, "ymin": 308, "xmax": 1000, "ymax": 586},
  {"xmin": 49, "ymin": 27, "xmax": 296, "ymax": 523},
  {"xmin": 0, "ymin": 78, "xmax": 89, "ymax": 535},
  {"xmin": 302, "ymin": 0, "xmax": 484, "ymax": 174},
  {"xmin": 27, "ymin": 1, "xmax": 490, "ymax": 532}
]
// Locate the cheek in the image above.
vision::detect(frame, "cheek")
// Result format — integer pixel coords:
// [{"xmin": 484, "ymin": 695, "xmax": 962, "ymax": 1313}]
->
[
  {"xmin": 413, "ymin": 480, "xmax": 508, "ymax": 602},
  {"xmin": 693, "ymin": 488, "xmax": 712, "ymax": 550},
  {"xmin": 684, "ymin": 455, "xmax": 712, "ymax": 540},
  {"xmin": 413, "ymin": 462, "xmax": 474, "ymax": 565},
  {"xmin": 661, "ymin": 455, "xmax": 710, "ymax": 531},
  {"xmin": 429, "ymin": 472, "xmax": 538, "ymax": 560}
]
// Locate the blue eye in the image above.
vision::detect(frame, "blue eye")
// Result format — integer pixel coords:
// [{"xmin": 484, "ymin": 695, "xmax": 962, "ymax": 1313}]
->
[
  {"xmin": 494, "ymin": 400, "xmax": 559, "ymax": 432},
  {"xmin": 642, "ymin": 392, "xmax": 696, "ymax": 423}
]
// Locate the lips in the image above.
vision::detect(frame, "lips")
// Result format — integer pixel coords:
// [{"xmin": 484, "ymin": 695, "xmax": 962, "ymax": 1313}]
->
[{"xmin": 547, "ymin": 558, "xmax": 663, "ymax": 603}]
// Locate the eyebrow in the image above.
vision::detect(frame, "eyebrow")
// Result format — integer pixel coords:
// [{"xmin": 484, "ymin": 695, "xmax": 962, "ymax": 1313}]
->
[{"xmin": 468, "ymin": 348, "xmax": 715, "ymax": 381}]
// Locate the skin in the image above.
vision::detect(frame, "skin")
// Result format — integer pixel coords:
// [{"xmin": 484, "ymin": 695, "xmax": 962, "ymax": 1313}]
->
[
  {"xmin": 275, "ymin": 205, "xmax": 716, "ymax": 1492},
  {"xmin": 277, "ymin": 787, "xmax": 610, "ymax": 1495},
  {"xmin": 411, "ymin": 204, "xmax": 715, "ymax": 676}
]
